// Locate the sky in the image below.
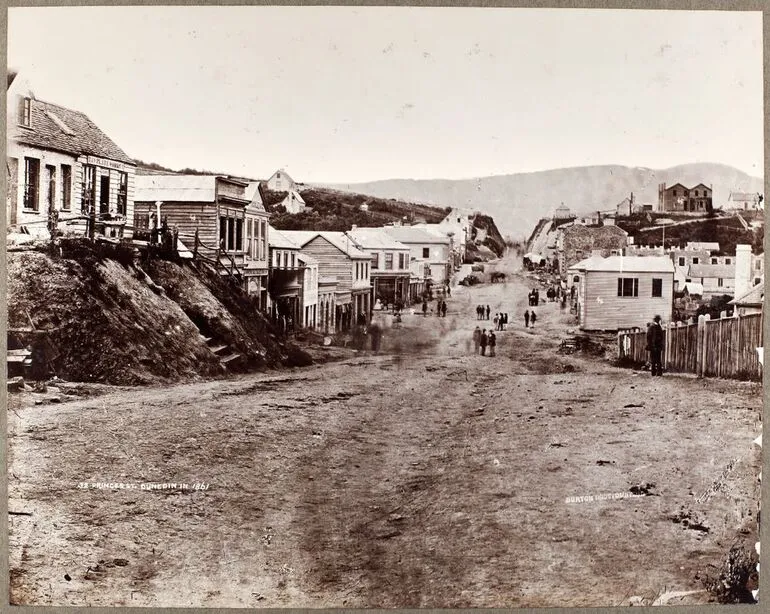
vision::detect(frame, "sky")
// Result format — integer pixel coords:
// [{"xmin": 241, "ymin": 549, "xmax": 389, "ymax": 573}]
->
[{"xmin": 7, "ymin": 6, "xmax": 764, "ymax": 184}]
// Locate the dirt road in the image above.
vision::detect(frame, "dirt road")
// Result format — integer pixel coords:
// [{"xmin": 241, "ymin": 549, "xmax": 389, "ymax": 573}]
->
[{"xmin": 8, "ymin": 252, "xmax": 762, "ymax": 607}]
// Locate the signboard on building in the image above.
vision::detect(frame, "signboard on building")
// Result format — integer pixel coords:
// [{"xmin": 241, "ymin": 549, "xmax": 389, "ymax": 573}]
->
[{"xmin": 84, "ymin": 155, "xmax": 131, "ymax": 172}]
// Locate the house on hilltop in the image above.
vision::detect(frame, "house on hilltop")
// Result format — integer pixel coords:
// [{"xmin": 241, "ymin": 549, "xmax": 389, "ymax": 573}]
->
[
  {"xmin": 266, "ymin": 169, "xmax": 295, "ymax": 192},
  {"xmin": 727, "ymin": 191, "xmax": 762, "ymax": 211},
  {"xmin": 280, "ymin": 190, "xmax": 307, "ymax": 214},
  {"xmin": 6, "ymin": 73, "xmax": 137, "ymax": 239},
  {"xmin": 658, "ymin": 182, "xmax": 713, "ymax": 213}
]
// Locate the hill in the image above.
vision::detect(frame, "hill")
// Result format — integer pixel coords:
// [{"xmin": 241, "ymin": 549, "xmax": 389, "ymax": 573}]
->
[{"xmin": 324, "ymin": 163, "xmax": 763, "ymax": 238}]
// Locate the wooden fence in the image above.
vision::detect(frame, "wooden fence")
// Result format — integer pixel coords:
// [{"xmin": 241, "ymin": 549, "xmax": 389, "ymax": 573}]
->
[{"xmin": 618, "ymin": 312, "xmax": 763, "ymax": 380}]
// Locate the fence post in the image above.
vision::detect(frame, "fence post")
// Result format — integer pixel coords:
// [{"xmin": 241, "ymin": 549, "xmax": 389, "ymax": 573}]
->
[{"xmin": 697, "ymin": 314, "xmax": 710, "ymax": 378}]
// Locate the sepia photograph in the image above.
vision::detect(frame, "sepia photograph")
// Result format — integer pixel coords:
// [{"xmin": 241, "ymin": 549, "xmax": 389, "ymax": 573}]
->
[{"xmin": 4, "ymin": 4, "xmax": 765, "ymax": 608}]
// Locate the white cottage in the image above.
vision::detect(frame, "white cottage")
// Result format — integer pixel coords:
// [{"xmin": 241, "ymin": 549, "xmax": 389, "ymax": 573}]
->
[{"xmin": 571, "ymin": 255, "xmax": 675, "ymax": 331}]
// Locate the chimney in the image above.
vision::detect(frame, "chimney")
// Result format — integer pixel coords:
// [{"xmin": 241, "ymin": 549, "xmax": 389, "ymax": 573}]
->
[
  {"xmin": 735, "ymin": 244, "xmax": 753, "ymax": 299},
  {"xmin": 351, "ymin": 224, "xmax": 357, "ymax": 231}
]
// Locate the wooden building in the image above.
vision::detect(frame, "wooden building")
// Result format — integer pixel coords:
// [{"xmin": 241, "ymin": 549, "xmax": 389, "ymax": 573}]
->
[
  {"xmin": 267, "ymin": 225, "xmax": 304, "ymax": 332},
  {"xmin": 570, "ymin": 255, "xmax": 674, "ymax": 331},
  {"xmin": 346, "ymin": 227, "xmax": 412, "ymax": 306},
  {"xmin": 658, "ymin": 182, "xmax": 713, "ymax": 213},
  {"xmin": 6, "ymin": 72, "xmax": 136, "ymax": 239},
  {"xmin": 281, "ymin": 230, "xmax": 372, "ymax": 330},
  {"xmin": 134, "ymin": 174, "xmax": 270, "ymax": 308}
]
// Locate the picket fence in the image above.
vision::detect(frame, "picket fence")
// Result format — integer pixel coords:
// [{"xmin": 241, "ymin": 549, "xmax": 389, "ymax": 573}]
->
[{"xmin": 617, "ymin": 312, "xmax": 763, "ymax": 380}]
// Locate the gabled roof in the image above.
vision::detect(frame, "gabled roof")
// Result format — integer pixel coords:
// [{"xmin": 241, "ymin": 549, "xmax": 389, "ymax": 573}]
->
[
  {"xmin": 729, "ymin": 280, "xmax": 764, "ymax": 306},
  {"xmin": 690, "ymin": 183, "xmax": 711, "ymax": 192},
  {"xmin": 12, "ymin": 98, "xmax": 134, "ymax": 165},
  {"xmin": 280, "ymin": 230, "xmax": 370, "ymax": 259},
  {"xmin": 283, "ymin": 190, "xmax": 306, "ymax": 205},
  {"xmin": 244, "ymin": 181, "xmax": 266, "ymax": 211},
  {"xmin": 579, "ymin": 255, "xmax": 674, "ymax": 273},
  {"xmin": 268, "ymin": 169, "xmax": 294, "ymax": 184},
  {"xmin": 687, "ymin": 263, "xmax": 735, "ymax": 279},
  {"xmin": 682, "ymin": 282, "xmax": 704, "ymax": 296},
  {"xmin": 685, "ymin": 241, "xmax": 720, "ymax": 252},
  {"xmin": 296, "ymin": 253, "xmax": 318, "ymax": 265},
  {"xmin": 268, "ymin": 225, "xmax": 301, "ymax": 250},
  {"xmin": 729, "ymin": 191, "xmax": 760, "ymax": 202},
  {"xmin": 136, "ymin": 174, "xmax": 218, "ymax": 202},
  {"xmin": 346, "ymin": 228, "xmax": 409, "ymax": 251},
  {"xmin": 662, "ymin": 183, "xmax": 688, "ymax": 192}
]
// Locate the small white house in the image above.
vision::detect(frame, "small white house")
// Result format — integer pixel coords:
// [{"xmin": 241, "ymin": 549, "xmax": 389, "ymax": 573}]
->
[
  {"xmin": 571, "ymin": 255, "xmax": 675, "ymax": 331},
  {"xmin": 266, "ymin": 169, "xmax": 296, "ymax": 192},
  {"xmin": 280, "ymin": 190, "xmax": 306, "ymax": 214}
]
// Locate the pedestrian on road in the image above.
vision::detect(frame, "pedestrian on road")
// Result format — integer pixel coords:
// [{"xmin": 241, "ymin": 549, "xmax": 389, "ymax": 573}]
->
[
  {"xmin": 476, "ymin": 305, "xmax": 482, "ymax": 320},
  {"xmin": 493, "ymin": 313, "xmax": 499, "ymax": 330},
  {"xmin": 488, "ymin": 332, "xmax": 496, "ymax": 357},
  {"xmin": 524, "ymin": 310, "xmax": 530, "ymax": 328},
  {"xmin": 436, "ymin": 300, "xmax": 442, "ymax": 316},
  {"xmin": 646, "ymin": 314, "xmax": 664, "ymax": 377},
  {"xmin": 534, "ymin": 289, "xmax": 540, "ymax": 305},
  {"xmin": 473, "ymin": 326, "xmax": 481, "ymax": 354},
  {"xmin": 504, "ymin": 312, "xmax": 509, "ymax": 329},
  {"xmin": 422, "ymin": 300, "xmax": 428, "ymax": 317},
  {"xmin": 485, "ymin": 304, "xmax": 491, "ymax": 320},
  {"xmin": 480, "ymin": 329, "xmax": 488, "ymax": 356},
  {"xmin": 530, "ymin": 311, "xmax": 537, "ymax": 329},
  {"xmin": 441, "ymin": 301, "xmax": 447, "ymax": 318}
]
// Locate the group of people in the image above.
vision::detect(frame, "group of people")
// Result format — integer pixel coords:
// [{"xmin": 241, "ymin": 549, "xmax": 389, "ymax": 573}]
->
[
  {"xmin": 472, "ymin": 326, "xmax": 497, "ymax": 357},
  {"xmin": 476, "ymin": 304, "xmax": 491, "ymax": 320},
  {"xmin": 435, "ymin": 299, "xmax": 448, "ymax": 317},
  {"xmin": 523, "ymin": 309, "xmax": 537, "ymax": 328},
  {"xmin": 493, "ymin": 312, "xmax": 508, "ymax": 331},
  {"xmin": 527, "ymin": 289, "xmax": 540, "ymax": 306}
]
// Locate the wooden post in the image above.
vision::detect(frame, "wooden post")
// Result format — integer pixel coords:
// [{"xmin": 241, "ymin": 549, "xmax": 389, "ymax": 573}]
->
[
  {"xmin": 734, "ymin": 313, "xmax": 741, "ymax": 377},
  {"xmin": 697, "ymin": 314, "xmax": 710, "ymax": 378}
]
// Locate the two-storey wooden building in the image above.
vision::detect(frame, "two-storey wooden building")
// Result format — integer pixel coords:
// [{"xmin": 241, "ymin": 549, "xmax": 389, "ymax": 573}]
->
[
  {"xmin": 346, "ymin": 227, "xmax": 412, "ymax": 307},
  {"xmin": 6, "ymin": 72, "xmax": 136, "ymax": 239},
  {"xmin": 267, "ymin": 225, "xmax": 304, "ymax": 332},
  {"xmin": 281, "ymin": 230, "xmax": 372, "ymax": 330},
  {"xmin": 134, "ymin": 173, "xmax": 270, "ymax": 308}
]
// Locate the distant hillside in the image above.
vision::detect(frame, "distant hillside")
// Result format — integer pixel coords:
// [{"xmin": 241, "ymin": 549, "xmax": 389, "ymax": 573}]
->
[
  {"xmin": 270, "ymin": 187, "xmax": 449, "ymax": 232},
  {"xmin": 324, "ymin": 163, "xmax": 763, "ymax": 238}
]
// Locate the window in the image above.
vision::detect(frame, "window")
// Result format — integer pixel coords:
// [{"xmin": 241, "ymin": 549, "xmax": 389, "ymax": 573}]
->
[
  {"xmin": 82, "ymin": 164, "xmax": 96, "ymax": 213},
  {"xmin": 422, "ymin": 247, "xmax": 430, "ymax": 258},
  {"xmin": 572, "ymin": 275, "xmax": 579, "ymax": 283},
  {"xmin": 61, "ymin": 165, "xmax": 72, "ymax": 210},
  {"xmin": 291, "ymin": 252, "xmax": 296, "ymax": 269},
  {"xmin": 385, "ymin": 253, "xmax": 393, "ymax": 270},
  {"xmin": 692, "ymin": 257, "xmax": 699, "ymax": 265},
  {"xmin": 219, "ymin": 216, "xmax": 243, "ymax": 251},
  {"xmin": 755, "ymin": 277, "xmax": 762, "ymax": 285},
  {"xmin": 695, "ymin": 190, "xmax": 699, "ymax": 197},
  {"xmin": 678, "ymin": 257, "xmax": 685, "ymax": 266},
  {"xmin": 45, "ymin": 165, "xmax": 56, "ymax": 212},
  {"xmin": 617, "ymin": 277, "xmax": 639, "ymax": 297},
  {"xmin": 756, "ymin": 260, "xmax": 762, "ymax": 270},
  {"xmin": 23, "ymin": 157, "xmax": 40, "ymax": 211},
  {"xmin": 399, "ymin": 253, "xmax": 406, "ymax": 269},
  {"xmin": 371, "ymin": 253, "xmax": 379, "ymax": 270},
  {"xmin": 717, "ymin": 278, "xmax": 724, "ymax": 287},
  {"xmin": 117, "ymin": 171, "xmax": 128, "ymax": 215},
  {"xmin": 652, "ymin": 278, "xmax": 663, "ymax": 297},
  {"xmin": 725, "ymin": 258, "xmax": 731, "ymax": 265},
  {"xmin": 684, "ymin": 190, "xmax": 689, "ymax": 196},
  {"xmin": 99, "ymin": 174, "xmax": 110, "ymax": 214},
  {"xmin": 672, "ymin": 189, "xmax": 677, "ymax": 196},
  {"xmin": 711, "ymin": 258, "xmax": 718, "ymax": 265},
  {"xmin": 19, "ymin": 97, "xmax": 31, "ymax": 127},
  {"xmin": 575, "ymin": 250, "xmax": 583, "ymax": 260}
]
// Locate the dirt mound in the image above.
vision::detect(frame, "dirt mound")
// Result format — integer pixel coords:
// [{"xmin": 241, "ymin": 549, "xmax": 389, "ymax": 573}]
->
[{"xmin": 7, "ymin": 241, "xmax": 303, "ymax": 384}]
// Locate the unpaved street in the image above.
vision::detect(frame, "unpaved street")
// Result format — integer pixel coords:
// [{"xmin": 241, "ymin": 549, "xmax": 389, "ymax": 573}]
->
[{"xmin": 8, "ymin": 253, "xmax": 762, "ymax": 607}]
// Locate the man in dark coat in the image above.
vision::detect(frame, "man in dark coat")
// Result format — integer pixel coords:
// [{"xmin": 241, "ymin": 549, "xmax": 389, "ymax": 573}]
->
[
  {"xmin": 524, "ymin": 310, "xmax": 530, "ymax": 328},
  {"xmin": 473, "ymin": 326, "xmax": 481, "ymax": 354},
  {"xmin": 480, "ymin": 329, "xmax": 488, "ymax": 356},
  {"xmin": 646, "ymin": 314, "xmax": 665, "ymax": 376},
  {"xmin": 485, "ymin": 305, "xmax": 491, "ymax": 320}
]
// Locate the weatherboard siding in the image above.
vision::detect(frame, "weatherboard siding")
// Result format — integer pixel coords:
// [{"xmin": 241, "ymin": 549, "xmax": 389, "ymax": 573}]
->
[
  {"xmin": 300, "ymin": 236, "xmax": 355, "ymax": 293},
  {"xmin": 582, "ymin": 271, "xmax": 674, "ymax": 331},
  {"xmin": 134, "ymin": 201, "xmax": 220, "ymax": 247}
]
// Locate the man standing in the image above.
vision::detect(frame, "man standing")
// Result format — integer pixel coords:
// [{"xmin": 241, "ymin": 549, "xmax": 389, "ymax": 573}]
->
[
  {"xmin": 488, "ymin": 332, "xmax": 496, "ymax": 357},
  {"xmin": 480, "ymin": 329, "xmax": 488, "ymax": 356},
  {"xmin": 485, "ymin": 305, "xmax": 491, "ymax": 320},
  {"xmin": 473, "ymin": 326, "xmax": 481, "ymax": 354},
  {"xmin": 647, "ymin": 314, "xmax": 665, "ymax": 377},
  {"xmin": 524, "ymin": 309, "xmax": 530, "ymax": 328},
  {"xmin": 422, "ymin": 299, "xmax": 428, "ymax": 317},
  {"xmin": 441, "ymin": 301, "xmax": 447, "ymax": 318},
  {"xmin": 530, "ymin": 310, "xmax": 537, "ymax": 329}
]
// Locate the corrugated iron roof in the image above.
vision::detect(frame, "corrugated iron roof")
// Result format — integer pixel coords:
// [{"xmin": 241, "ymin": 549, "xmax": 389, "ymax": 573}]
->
[
  {"xmin": 280, "ymin": 230, "xmax": 370, "ymax": 259},
  {"xmin": 347, "ymin": 228, "xmax": 409, "ymax": 250},
  {"xmin": 268, "ymin": 225, "xmax": 301, "ymax": 250},
  {"xmin": 730, "ymin": 280, "xmax": 764, "ymax": 306},
  {"xmin": 579, "ymin": 255, "xmax": 674, "ymax": 273},
  {"xmin": 135, "ymin": 174, "xmax": 218, "ymax": 202}
]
